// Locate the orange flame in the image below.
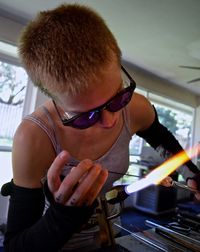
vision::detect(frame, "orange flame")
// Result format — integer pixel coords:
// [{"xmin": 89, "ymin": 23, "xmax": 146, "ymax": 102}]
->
[{"xmin": 125, "ymin": 144, "xmax": 200, "ymax": 194}]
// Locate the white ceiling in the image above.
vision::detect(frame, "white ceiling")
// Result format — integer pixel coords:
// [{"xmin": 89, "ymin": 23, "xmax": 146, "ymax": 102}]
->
[{"xmin": 0, "ymin": 0, "xmax": 200, "ymax": 95}]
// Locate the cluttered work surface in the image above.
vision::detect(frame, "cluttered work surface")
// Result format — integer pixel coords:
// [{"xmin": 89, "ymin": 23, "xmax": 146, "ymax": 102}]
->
[{"xmin": 114, "ymin": 200, "xmax": 200, "ymax": 252}]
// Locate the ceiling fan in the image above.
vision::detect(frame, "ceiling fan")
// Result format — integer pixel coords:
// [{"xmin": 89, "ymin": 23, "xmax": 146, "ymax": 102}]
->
[{"xmin": 179, "ymin": 65, "xmax": 200, "ymax": 84}]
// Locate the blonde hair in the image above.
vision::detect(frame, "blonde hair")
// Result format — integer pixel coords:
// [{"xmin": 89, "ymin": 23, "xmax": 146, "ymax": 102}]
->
[{"xmin": 18, "ymin": 4, "xmax": 121, "ymax": 97}]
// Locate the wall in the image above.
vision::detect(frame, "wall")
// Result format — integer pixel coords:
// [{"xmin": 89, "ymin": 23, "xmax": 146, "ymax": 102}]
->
[
  {"xmin": 122, "ymin": 60, "xmax": 199, "ymax": 108},
  {"xmin": 0, "ymin": 17, "xmax": 23, "ymax": 44}
]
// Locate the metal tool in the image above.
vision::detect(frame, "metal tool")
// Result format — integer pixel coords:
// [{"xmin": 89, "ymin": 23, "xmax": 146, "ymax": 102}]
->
[
  {"xmin": 105, "ymin": 185, "xmax": 128, "ymax": 204},
  {"xmin": 145, "ymin": 220, "xmax": 200, "ymax": 252},
  {"xmin": 164, "ymin": 222, "xmax": 191, "ymax": 235},
  {"xmin": 105, "ymin": 181, "xmax": 200, "ymax": 205},
  {"xmin": 172, "ymin": 180, "xmax": 200, "ymax": 194},
  {"xmin": 114, "ymin": 223, "xmax": 169, "ymax": 252},
  {"xmin": 176, "ymin": 210, "xmax": 200, "ymax": 232}
]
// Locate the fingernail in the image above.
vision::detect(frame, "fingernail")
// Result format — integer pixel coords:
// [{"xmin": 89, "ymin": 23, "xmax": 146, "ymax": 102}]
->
[
  {"xmin": 55, "ymin": 194, "xmax": 62, "ymax": 203},
  {"xmin": 59, "ymin": 151, "xmax": 66, "ymax": 159},
  {"xmin": 70, "ymin": 198, "xmax": 76, "ymax": 206},
  {"xmin": 82, "ymin": 159, "xmax": 93, "ymax": 169}
]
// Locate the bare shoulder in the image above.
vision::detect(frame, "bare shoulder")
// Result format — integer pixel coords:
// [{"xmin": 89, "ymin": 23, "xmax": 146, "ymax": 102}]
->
[
  {"xmin": 12, "ymin": 118, "xmax": 56, "ymax": 188},
  {"xmin": 129, "ymin": 92, "xmax": 155, "ymax": 132}
]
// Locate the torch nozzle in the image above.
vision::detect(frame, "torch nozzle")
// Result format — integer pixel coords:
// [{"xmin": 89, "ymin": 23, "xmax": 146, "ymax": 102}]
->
[{"xmin": 105, "ymin": 185, "xmax": 129, "ymax": 204}]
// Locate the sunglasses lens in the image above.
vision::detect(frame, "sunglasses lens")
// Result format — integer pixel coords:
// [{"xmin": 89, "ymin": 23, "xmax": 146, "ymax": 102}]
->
[
  {"xmin": 60, "ymin": 84, "xmax": 134, "ymax": 129},
  {"xmin": 71, "ymin": 110, "xmax": 100, "ymax": 129},
  {"xmin": 107, "ymin": 89, "xmax": 133, "ymax": 112}
]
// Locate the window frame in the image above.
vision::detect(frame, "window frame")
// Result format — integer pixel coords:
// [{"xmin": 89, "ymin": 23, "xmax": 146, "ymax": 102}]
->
[
  {"xmin": 0, "ymin": 41, "xmax": 35, "ymax": 151},
  {"xmin": 129, "ymin": 87, "xmax": 195, "ymax": 161}
]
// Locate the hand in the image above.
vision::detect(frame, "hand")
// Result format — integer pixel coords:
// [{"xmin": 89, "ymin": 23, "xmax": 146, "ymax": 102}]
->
[
  {"xmin": 47, "ymin": 150, "xmax": 108, "ymax": 206},
  {"xmin": 187, "ymin": 174, "xmax": 200, "ymax": 201},
  {"xmin": 159, "ymin": 176, "xmax": 173, "ymax": 187}
]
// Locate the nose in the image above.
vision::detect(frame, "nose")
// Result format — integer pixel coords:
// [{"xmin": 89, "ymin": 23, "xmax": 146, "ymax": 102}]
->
[{"xmin": 98, "ymin": 109, "xmax": 118, "ymax": 128}]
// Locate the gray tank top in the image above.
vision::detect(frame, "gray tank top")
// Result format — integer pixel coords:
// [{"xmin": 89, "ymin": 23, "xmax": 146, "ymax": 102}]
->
[
  {"xmin": 24, "ymin": 106, "xmax": 132, "ymax": 193},
  {"xmin": 23, "ymin": 106, "xmax": 132, "ymax": 251}
]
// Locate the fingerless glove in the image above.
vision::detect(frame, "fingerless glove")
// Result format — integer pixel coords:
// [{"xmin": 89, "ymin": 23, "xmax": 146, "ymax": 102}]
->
[{"xmin": 1, "ymin": 180, "xmax": 97, "ymax": 252}]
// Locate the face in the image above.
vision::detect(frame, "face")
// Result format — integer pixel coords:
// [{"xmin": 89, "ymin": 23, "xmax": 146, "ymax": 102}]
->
[{"xmin": 54, "ymin": 61, "xmax": 135, "ymax": 129}]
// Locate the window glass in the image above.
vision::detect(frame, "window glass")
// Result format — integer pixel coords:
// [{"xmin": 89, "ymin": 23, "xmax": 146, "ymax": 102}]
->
[
  {"xmin": 0, "ymin": 60, "xmax": 28, "ymax": 147},
  {"xmin": 0, "ymin": 41, "xmax": 29, "ymax": 189},
  {"xmin": 116, "ymin": 88, "xmax": 194, "ymax": 185},
  {"xmin": 153, "ymin": 103, "xmax": 193, "ymax": 149},
  {"xmin": 149, "ymin": 92, "xmax": 194, "ymax": 149}
]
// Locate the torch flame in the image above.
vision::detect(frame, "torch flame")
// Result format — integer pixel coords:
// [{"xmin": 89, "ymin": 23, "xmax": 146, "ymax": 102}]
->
[{"xmin": 125, "ymin": 144, "xmax": 200, "ymax": 195}]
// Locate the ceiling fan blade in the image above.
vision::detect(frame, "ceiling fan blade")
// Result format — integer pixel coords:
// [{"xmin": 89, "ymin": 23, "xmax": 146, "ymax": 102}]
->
[
  {"xmin": 187, "ymin": 78, "xmax": 200, "ymax": 84},
  {"xmin": 179, "ymin": 65, "xmax": 200, "ymax": 70}
]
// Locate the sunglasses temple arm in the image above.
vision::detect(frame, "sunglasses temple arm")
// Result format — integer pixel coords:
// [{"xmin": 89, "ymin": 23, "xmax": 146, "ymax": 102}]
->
[{"xmin": 52, "ymin": 100, "xmax": 64, "ymax": 121}]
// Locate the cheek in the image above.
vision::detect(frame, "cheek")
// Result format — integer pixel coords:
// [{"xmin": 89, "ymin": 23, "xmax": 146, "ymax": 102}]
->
[
  {"xmin": 110, "ymin": 110, "xmax": 123, "ymax": 125},
  {"xmin": 115, "ymin": 110, "xmax": 122, "ymax": 120}
]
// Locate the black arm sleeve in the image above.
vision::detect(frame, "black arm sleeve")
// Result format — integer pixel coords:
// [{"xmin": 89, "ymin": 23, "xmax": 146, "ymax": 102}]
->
[
  {"xmin": 1, "ymin": 180, "xmax": 96, "ymax": 252},
  {"xmin": 136, "ymin": 106, "xmax": 199, "ymax": 175}
]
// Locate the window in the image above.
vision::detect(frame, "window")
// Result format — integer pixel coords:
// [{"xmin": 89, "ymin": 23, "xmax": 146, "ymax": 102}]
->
[
  {"xmin": 0, "ymin": 41, "xmax": 29, "ymax": 188},
  {"xmin": 0, "ymin": 61, "xmax": 28, "ymax": 148},
  {"xmin": 129, "ymin": 89, "xmax": 194, "ymax": 161},
  {"xmin": 149, "ymin": 93, "xmax": 194, "ymax": 150},
  {"xmin": 116, "ymin": 87, "xmax": 194, "ymax": 185}
]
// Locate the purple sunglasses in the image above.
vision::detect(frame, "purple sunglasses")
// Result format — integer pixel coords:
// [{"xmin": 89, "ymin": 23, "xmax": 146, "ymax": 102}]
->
[{"xmin": 53, "ymin": 66, "xmax": 136, "ymax": 129}]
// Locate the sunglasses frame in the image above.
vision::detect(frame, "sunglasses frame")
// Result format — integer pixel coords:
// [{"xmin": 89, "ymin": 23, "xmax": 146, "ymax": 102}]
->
[{"xmin": 53, "ymin": 65, "xmax": 136, "ymax": 129}]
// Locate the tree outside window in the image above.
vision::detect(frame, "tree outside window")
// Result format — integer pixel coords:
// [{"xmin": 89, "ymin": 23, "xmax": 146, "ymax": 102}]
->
[
  {"xmin": 124, "ymin": 97, "xmax": 194, "ymax": 185},
  {"xmin": 155, "ymin": 104, "xmax": 193, "ymax": 149},
  {"xmin": 0, "ymin": 61, "xmax": 28, "ymax": 147}
]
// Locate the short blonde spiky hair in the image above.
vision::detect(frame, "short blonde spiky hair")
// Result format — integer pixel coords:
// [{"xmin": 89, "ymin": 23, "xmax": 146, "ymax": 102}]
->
[{"xmin": 18, "ymin": 4, "xmax": 121, "ymax": 97}]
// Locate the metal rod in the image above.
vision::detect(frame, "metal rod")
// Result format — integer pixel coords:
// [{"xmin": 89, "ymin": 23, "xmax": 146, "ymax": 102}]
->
[
  {"xmin": 108, "ymin": 171, "xmax": 140, "ymax": 177},
  {"xmin": 145, "ymin": 220, "xmax": 200, "ymax": 250},
  {"xmin": 114, "ymin": 223, "xmax": 168, "ymax": 252},
  {"xmin": 172, "ymin": 181, "xmax": 200, "ymax": 194}
]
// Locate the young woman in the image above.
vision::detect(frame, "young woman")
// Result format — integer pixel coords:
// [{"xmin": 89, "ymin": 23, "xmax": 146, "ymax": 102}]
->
[{"xmin": 3, "ymin": 4, "xmax": 200, "ymax": 251}]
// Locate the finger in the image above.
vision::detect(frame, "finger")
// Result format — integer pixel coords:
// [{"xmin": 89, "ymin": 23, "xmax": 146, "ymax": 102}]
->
[
  {"xmin": 67, "ymin": 167, "xmax": 108, "ymax": 207},
  {"xmin": 84, "ymin": 168, "xmax": 108, "ymax": 206},
  {"xmin": 187, "ymin": 178, "xmax": 197, "ymax": 189},
  {"xmin": 195, "ymin": 193, "xmax": 200, "ymax": 201},
  {"xmin": 55, "ymin": 159, "xmax": 93, "ymax": 203},
  {"xmin": 65, "ymin": 163, "xmax": 102, "ymax": 205},
  {"xmin": 70, "ymin": 166, "xmax": 88, "ymax": 184},
  {"xmin": 187, "ymin": 179, "xmax": 200, "ymax": 200},
  {"xmin": 160, "ymin": 176, "xmax": 173, "ymax": 187},
  {"xmin": 47, "ymin": 150, "xmax": 70, "ymax": 193}
]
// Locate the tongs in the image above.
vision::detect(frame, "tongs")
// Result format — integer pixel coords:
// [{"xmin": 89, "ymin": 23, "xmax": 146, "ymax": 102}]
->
[{"xmin": 172, "ymin": 180, "xmax": 200, "ymax": 194}]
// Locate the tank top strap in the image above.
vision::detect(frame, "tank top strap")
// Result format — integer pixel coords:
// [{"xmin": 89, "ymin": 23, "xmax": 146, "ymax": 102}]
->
[
  {"xmin": 40, "ymin": 106, "xmax": 62, "ymax": 154},
  {"xmin": 122, "ymin": 107, "xmax": 132, "ymax": 138},
  {"xmin": 23, "ymin": 107, "xmax": 61, "ymax": 154}
]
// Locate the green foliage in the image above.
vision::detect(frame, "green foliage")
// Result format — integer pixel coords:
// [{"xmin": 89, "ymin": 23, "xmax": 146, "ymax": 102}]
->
[
  {"xmin": 156, "ymin": 106, "xmax": 178, "ymax": 134},
  {"xmin": 155, "ymin": 105, "xmax": 192, "ymax": 146}
]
